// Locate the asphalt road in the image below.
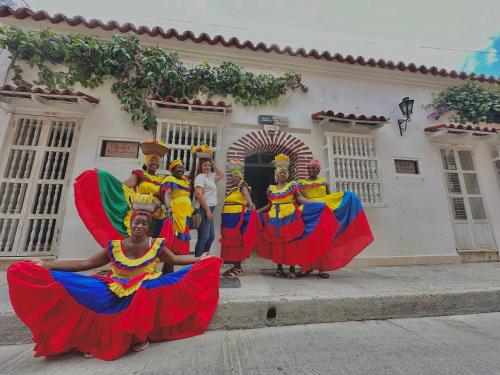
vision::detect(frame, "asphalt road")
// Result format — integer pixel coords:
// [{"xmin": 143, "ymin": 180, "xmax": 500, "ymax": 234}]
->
[{"xmin": 1, "ymin": 312, "xmax": 500, "ymax": 375}]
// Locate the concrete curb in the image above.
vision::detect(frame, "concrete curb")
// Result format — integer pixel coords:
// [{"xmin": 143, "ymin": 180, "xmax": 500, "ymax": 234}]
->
[
  {"xmin": 210, "ymin": 289, "xmax": 500, "ymax": 330},
  {"xmin": 3, "ymin": 289, "xmax": 500, "ymax": 346}
]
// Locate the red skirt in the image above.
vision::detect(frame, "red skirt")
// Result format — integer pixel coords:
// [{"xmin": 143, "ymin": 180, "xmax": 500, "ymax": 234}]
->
[
  {"xmin": 220, "ymin": 210, "xmax": 259, "ymax": 262},
  {"xmin": 7, "ymin": 258, "xmax": 222, "ymax": 360},
  {"xmin": 256, "ymin": 203, "xmax": 338, "ymax": 265}
]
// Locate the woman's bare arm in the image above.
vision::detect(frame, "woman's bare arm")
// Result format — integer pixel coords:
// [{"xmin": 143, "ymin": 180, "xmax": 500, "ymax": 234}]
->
[
  {"xmin": 123, "ymin": 174, "xmax": 139, "ymax": 189},
  {"xmin": 241, "ymin": 185, "xmax": 255, "ymax": 210},
  {"xmin": 159, "ymin": 247, "xmax": 212, "ymax": 265},
  {"xmin": 213, "ymin": 162, "xmax": 224, "ymax": 183},
  {"xmin": 195, "ymin": 186, "xmax": 211, "ymax": 215},
  {"xmin": 35, "ymin": 251, "xmax": 110, "ymax": 272},
  {"xmin": 295, "ymin": 190, "xmax": 311, "ymax": 204},
  {"xmin": 257, "ymin": 200, "xmax": 271, "ymax": 213}
]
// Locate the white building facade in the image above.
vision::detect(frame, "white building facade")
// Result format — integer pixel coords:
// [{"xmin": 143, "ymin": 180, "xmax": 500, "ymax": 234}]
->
[{"xmin": 0, "ymin": 6, "xmax": 499, "ymax": 266}]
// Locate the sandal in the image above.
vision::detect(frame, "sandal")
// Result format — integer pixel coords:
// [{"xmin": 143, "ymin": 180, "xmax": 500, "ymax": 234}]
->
[
  {"xmin": 224, "ymin": 267, "xmax": 243, "ymax": 278},
  {"xmin": 132, "ymin": 340, "xmax": 150, "ymax": 352},
  {"xmin": 296, "ymin": 269, "xmax": 313, "ymax": 278},
  {"xmin": 274, "ymin": 269, "xmax": 285, "ymax": 277},
  {"xmin": 318, "ymin": 271, "xmax": 330, "ymax": 279},
  {"xmin": 222, "ymin": 267, "xmax": 236, "ymax": 277},
  {"xmin": 287, "ymin": 271, "xmax": 297, "ymax": 279},
  {"xmin": 82, "ymin": 353, "xmax": 94, "ymax": 359}
]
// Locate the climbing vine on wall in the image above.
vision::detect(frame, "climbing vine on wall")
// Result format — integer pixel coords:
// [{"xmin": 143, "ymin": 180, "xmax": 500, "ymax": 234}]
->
[
  {"xmin": 0, "ymin": 26, "xmax": 308, "ymax": 129},
  {"xmin": 427, "ymin": 81, "xmax": 500, "ymax": 124}
]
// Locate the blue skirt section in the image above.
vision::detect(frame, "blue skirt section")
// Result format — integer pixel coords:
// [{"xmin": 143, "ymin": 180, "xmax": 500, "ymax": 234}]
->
[
  {"xmin": 333, "ymin": 192, "xmax": 363, "ymax": 235},
  {"xmin": 50, "ymin": 266, "xmax": 192, "ymax": 315},
  {"xmin": 221, "ymin": 210, "xmax": 251, "ymax": 233},
  {"xmin": 293, "ymin": 202, "xmax": 325, "ymax": 240}
]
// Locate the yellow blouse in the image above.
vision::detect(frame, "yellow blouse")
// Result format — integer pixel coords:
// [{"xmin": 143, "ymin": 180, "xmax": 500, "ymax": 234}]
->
[
  {"xmin": 133, "ymin": 170, "xmax": 166, "ymax": 195},
  {"xmin": 267, "ymin": 182, "xmax": 297, "ymax": 219},
  {"xmin": 297, "ymin": 178, "xmax": 328, "ymax": 201},
  {"xmin": 105, "ymin": 238, "xmax": 164, "ymax": 297},
  {"xmin": 223, "ymin": 183, "xmax": 249, "ymax": 214}
]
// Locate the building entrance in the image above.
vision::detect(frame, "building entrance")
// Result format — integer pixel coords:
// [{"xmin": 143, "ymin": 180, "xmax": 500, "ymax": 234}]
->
[{"xmin": 244, "ymin": 153, "xmax": 275, "ymax": 209}]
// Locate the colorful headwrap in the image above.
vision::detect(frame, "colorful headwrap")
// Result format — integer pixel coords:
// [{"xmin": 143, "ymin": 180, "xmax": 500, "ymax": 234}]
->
[
  {"xmin": 130, "ymin": 210, "xmax": 153, "ymax": 225},
  {"xmin": 307, "ymin": 159, "xmax": 321, "ymax": 171},
  {"xmin": 227, "ymin": 160, "xmax": 244, "ymax": 177},
  {"xmin": 168, "ymin": 159, "xmax": 183, "ymax": 172},
  {"xmin": 144, "ymin": 154, "xmax": 161, "ymax": 166},
  {"xmin": 274, "ymin": 166, "xmax": 289, "ymax": 179}
]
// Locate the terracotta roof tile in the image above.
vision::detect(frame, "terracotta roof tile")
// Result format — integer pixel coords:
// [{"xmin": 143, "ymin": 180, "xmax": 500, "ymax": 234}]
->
[
  {"xmin": 147, "ymin": 95, "xmax": 232, "ymax": 113},
  {"xmin": 424, "ymin": 124, "xmax": 499, "ymax": 134},
  {"xmin": 0, "ymin": 84, "xmax": 100, "ymax": 103},
  {"xmin": 1, "ymin": 5, "xmax": 498, "ymax": 84},
  {"xmin": 311, "ymin": 110, "xmax": 390, "ymax": 123}
]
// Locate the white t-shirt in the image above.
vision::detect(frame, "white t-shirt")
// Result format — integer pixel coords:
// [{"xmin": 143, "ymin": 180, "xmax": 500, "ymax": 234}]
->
[{"xmin": 194, "ymin": 172, "xmax": 218, "ymax": 207}]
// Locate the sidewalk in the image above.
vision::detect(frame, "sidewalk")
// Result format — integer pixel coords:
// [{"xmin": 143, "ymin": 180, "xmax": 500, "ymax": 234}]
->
[{"xmin": 2, "ymin": 262, "xmax": 500, "ymax": 345}]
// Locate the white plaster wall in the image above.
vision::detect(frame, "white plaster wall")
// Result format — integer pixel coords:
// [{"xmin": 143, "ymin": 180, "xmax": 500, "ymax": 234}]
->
[{"xmin": 0, "ymin": 19, "xmax": 498, "ymax": 261}]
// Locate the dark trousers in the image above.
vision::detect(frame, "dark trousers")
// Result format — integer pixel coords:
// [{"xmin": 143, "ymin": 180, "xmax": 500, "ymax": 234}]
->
[{"xmin": 194, "ymin": 206, "xmax": 215, "ymax": 257}]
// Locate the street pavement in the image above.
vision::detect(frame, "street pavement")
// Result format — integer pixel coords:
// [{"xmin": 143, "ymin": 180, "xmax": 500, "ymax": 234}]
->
[
  {"xmin": 2, "ymin": 262, "xmax": 500, "ymax": 344},
  {"xmin": 1, "ymin": 312, "xmax": 500, "ymax": 375}
]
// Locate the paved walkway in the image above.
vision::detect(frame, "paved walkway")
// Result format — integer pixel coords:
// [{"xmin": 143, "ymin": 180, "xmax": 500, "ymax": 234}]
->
[
  {"xmin": 2, "ymin": 262, "xmax": 500, "ymax": 344},
  {"xmin": 2, "ymin": 313, "xmax": 500, "ymax": 374}
]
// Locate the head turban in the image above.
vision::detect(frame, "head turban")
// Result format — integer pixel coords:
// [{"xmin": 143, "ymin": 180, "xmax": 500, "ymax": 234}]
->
[
  {"xmin": 274, "ymin": 166, "xmax": 289, "ymax": 179},
  {"xmin": 307, "ymin": 159, "xmax": 321, "ymax": 171},
  {"xmin": 130, "ymin": 210, "xmax": 153, "ymax": 225},
  {"xmin": 144, "ymin": 154, "xmax": 161, "ymax": 166},
  {"xmin": 168, "ymin": 159, "xmax": 183, "ymax": 172}
]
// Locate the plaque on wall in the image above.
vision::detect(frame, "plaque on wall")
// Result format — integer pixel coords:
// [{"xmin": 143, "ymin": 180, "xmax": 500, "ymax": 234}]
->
[{"xmin": 100, "ymin": 140, "xmax": 140, "ymax": 158}]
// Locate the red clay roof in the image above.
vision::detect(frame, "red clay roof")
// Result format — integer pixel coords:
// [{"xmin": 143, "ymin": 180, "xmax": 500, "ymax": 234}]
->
[
  {"xmin": 147, "ymin": 95, "xmax": 232, "ymax": 113},
  {"xmin": 1, "ymin": 5, "xmax": 498, "ymax": 84},
  {"xmin": 0, "ymin": 84, "xmax": 100, "ymax": 103},
  {"xmin": 424, "ymin": 124, "xmax": 499, "ymax": 134},
  {"xmin": 311, "ymin": 110, "xmax": 390, "ymax": 123}
]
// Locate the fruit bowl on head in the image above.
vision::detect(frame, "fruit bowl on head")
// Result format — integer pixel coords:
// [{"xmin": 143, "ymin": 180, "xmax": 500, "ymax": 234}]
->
[{"xmin": 140, "ymin": 140, "xmax": 169, "ymax": 157}]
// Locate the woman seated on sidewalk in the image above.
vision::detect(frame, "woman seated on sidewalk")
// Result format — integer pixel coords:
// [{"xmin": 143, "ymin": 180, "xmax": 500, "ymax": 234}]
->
[{"xmin": 7, "ymin": 198, "xmax": 221, "ymax": 361}]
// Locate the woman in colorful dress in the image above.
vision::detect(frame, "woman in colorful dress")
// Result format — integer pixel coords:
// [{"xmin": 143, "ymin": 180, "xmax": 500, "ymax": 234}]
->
[
  {"xmin": 220, "ymin": 160, "xmax": 258, "ymax": 278},
  {"xmin": 74, "ymin": 140, "xmax": 173, "ymax": 248},
  {"xmin": 256, "ymin": 154, "xmax": 338, "ymax": 278},
  {"xmin": 161, "ymin": 160, "xmax": 194, "ymax": 273},
  {"xmin": 296, "ymin": 159, "xmax": 374, "ymax": 277},
  {"xmin": 7, "ymin": 200, "xmax": 221, "ymax": 361}
]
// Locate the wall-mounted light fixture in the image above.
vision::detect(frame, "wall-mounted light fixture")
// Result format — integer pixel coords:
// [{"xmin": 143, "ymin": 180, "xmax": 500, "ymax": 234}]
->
[{"xmin": 397, "ymin": 97, "xmax": 414, "ymax": 136}]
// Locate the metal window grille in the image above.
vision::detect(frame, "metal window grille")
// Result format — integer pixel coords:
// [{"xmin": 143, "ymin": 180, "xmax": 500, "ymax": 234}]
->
[
  {"xmin": 394, "ymin": 159, "xmax": 419, "ymax": 174},
  {"xmin": 0, "ymin": 115, "xmax": 80, "ymax": 256},
  {"xmin": 157, "ymin": 120, "xmax": 220, "ymax": 174},
  {"xmin": 324, "ymin": 133, "xmax": 383, "ymax": 205}
]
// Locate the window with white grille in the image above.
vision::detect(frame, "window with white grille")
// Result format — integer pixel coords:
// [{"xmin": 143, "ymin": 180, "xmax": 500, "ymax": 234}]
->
[
  {"xmin": 440, "ymin": 147, "xmax": 495, "ymax": 250},
  {"xmin": 0, "ymin": 115, "xmax": 80, "ymax": 257},
  {"xmin": 325, "ymin": 133, "xmax": 383, "ymax": 205},
  {"xmin": 157, "ymin": 120, "xmax": 220, "ymax": 174}
]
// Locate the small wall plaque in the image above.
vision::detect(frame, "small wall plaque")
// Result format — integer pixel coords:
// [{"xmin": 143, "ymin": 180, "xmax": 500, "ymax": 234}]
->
[
  {"xmin": 258, "ymin": 115, "xmax": 289, "ymax": 126},
  {"xmin": 100, "ymin": 140, "xmax": 140, "ymax": 158}
]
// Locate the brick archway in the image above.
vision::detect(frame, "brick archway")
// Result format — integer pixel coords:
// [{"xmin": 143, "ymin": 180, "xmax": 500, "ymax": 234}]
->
[{"xmin": 226, "ymin": 130, "xmax": 313, "ymax": 179}]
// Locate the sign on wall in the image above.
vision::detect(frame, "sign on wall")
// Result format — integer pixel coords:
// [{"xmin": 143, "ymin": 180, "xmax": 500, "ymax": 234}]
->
[
  {"xmin": 100, "ymin": 140, "xmax": 140, "ymax": 158},
  {"xmin": 258, "ymin": 115, "xmax": 289, "ymax": 126}
]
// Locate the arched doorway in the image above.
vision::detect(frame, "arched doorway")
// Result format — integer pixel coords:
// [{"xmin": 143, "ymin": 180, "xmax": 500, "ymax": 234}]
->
[
  {"xmin": 227, "ymin": 130, "xmax": 314, "ymax": 208},
  {"xmin": 244, "ymin": 153, "xmax": 275, "ymax": 208}
]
